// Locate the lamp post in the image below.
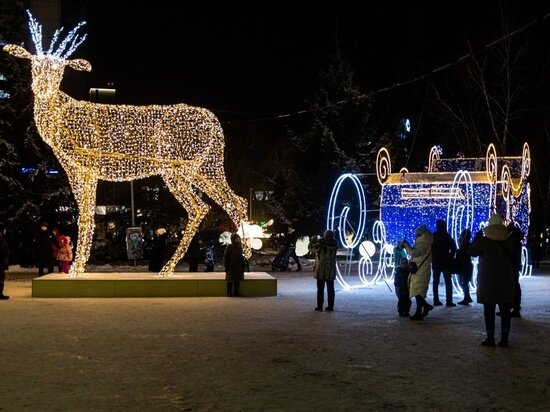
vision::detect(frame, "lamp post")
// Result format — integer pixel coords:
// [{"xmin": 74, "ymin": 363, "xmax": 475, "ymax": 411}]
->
[
  {"xmin": 249, "ymin": 188, "xmax": 253, "ymax": 222},
  {"xmin": 130, "ymin": 181, "xmax": 135, "ymax": 226}
]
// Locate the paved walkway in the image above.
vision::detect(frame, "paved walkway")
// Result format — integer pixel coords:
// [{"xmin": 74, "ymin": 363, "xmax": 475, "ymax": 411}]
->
[{"xmin": 1, "ymin": 268, "xmax": 549, "ymax": 411}]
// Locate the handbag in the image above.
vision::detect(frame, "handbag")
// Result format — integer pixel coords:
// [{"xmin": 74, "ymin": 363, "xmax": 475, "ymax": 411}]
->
[
  {"xmin": 408, "ymin": 251, "xmax": 431, "ymax": 274},
  {"xmin": 408, "ymin": 261, "xmax": 418, "ymax": 274}
]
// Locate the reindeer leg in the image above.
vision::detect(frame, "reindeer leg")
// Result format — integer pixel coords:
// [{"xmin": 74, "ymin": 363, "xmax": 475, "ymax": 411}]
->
[
  {"xmin": 194, "ymin": 175, "xmax": 251, "ymax": 258},
  {"xmin": 161, "ymin": 173, "xmax": 210, "ymax": 277},
  {"xmin": 66, "ymin": 171, "xmax": 98, "ymax": 277}
]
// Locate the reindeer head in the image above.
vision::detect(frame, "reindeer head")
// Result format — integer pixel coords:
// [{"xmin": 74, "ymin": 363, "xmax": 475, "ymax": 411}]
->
[{"xmin": 3, "ymin": 10, "xmax": 91, "ymax": 98}]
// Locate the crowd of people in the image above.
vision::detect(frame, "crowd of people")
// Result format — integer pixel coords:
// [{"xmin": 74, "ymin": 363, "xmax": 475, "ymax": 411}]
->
[
  {"xmin": 387, "ymin": 214, "xmax": 524, "ymax": 348},
  {"xmin": 0, "ymin": 215, "xmax": 536, "ymax": 348},
  {"xmin": 303, "ymin": 213, "xmax": 527, "ymax": 349}
]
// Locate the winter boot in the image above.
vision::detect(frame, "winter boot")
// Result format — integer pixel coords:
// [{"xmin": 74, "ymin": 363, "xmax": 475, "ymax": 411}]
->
[
  {"xmin": 410, "ymin": 296, "xmax": 425, "ymax": 320},
  {"xmin": 498, "ymin": 331, "xmax": 509, "ymax": 348},
  {"xmin": 481, "ymin": 333, "xmax": 496, "ymax": 347},
  {"xmin": 233, "ymin": 281, "xmax": 241, "ymax": 297}
]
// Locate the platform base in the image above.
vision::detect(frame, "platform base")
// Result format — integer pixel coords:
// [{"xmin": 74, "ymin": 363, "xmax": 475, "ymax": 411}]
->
[{"xmin": 32, "ymin": 272, "xmax": 277, "ymax": 298}]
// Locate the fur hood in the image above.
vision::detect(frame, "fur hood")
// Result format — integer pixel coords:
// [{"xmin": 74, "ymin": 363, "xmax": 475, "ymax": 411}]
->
[{"xmin": 416, "ymin": 231, "xmax": 433, "ymax": 245}]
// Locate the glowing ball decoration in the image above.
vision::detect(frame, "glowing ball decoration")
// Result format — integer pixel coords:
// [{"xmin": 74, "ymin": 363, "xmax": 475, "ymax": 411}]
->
[
  {"xmin": 237, "ymin": 223, "xmax": 264, "ymax": 239},
  {"xmin": 3, "ymin": 12, "xmax": 250, "ymax": 277},
  {"xmin": 359, "ymin": 240, "xmax": 376, "ymax": 258},
  {"xmin": 376, "ymin": 143, "xmax": 531, "ymax": 250},
  {"xmin": 295, "ymin": 236, "xmax": 310, "ymax": 257},
  {"xmin": 247, "ymin": 238, "xmax": 263, "ymax": 250}
]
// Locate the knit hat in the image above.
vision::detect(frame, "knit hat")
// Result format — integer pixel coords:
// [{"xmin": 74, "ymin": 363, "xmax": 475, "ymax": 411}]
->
[
  {"xmin": 487, "ymin": 213, "xmax": 503, "ymax": 226},
  {"xmin": 484, "ymin": 213, "xmax": 508, "ymax": 240}
]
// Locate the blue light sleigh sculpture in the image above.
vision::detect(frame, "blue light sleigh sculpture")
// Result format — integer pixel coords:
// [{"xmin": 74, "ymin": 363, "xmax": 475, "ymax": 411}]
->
[
  {"xmin": 376, "ymin": 142, "xmax": 532, "ymax": 292},
  {"xmin": 327, "ymin": 142, "xmax": 532, "ymax": 291}
]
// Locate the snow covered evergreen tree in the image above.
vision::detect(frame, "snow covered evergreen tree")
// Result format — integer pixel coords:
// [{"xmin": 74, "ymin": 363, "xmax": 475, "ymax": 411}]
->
[
  {"xmin": 0, "ymin": 5, "xmax": 75, "ymax": 263},
  {"xmin": 271, "ymin": 50, "xmax": 389, "ymax": 234}
]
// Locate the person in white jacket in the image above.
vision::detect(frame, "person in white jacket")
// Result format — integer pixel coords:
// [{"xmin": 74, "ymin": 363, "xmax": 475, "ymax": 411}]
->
[{"xmin": 401, "ymin": 224, "xmax": 434, "ymax": 320}]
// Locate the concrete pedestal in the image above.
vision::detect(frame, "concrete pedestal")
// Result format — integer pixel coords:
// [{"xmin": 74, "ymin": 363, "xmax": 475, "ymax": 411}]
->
[{"xmin": 32, "ymin": 272, "xmax": 277, "ymax": 298}]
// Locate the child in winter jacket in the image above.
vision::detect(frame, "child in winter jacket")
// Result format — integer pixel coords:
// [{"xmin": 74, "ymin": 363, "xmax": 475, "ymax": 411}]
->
[
  {"xmin": 57, "ymin": 235, "xmax": 73, "ymax": 274},
  {"xmin": 394, "ymin": 257, "xmax": 411, "ymax": 316}
]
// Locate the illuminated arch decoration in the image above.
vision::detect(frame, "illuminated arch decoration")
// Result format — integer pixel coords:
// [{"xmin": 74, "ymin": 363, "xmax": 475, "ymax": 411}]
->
[
  {"xmin": 4, "ymin": 12, "xmax": 249, "ymax": 277},
  {"xmin": 327, "ymin": 173, "xmax": 367, "ymax": 249},
  {"xmin": 326, "ymin": 173, "xmax": 368, "ymax": 289},
  {"xmin": 377, "ymin": 142, "xmax": 532, "ymax": 291},
  {"xmin": 326, "ymin": 174, "xmax": 396, "ymax": 289}
]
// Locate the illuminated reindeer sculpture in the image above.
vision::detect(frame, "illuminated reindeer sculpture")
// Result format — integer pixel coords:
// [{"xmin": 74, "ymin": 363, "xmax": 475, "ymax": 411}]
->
[{"xmin": 4, "ymin": 12, "xmax": 249, "ymax": 276}]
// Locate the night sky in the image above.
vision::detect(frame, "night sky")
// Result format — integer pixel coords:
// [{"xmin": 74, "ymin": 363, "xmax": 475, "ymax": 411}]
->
[
  {"xmin": 83, "ymin": 2, "xmax": 550, "ymax": 116},
  {"xmin": 78, "ymin": 2, "xmax": 550, "ymax": 227}
]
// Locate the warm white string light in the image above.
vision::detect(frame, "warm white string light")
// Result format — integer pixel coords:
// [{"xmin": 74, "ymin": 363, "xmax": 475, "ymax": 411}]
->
[{"xmin": 4, "ymin": 12, "xmax": 249, "ymax": 277}]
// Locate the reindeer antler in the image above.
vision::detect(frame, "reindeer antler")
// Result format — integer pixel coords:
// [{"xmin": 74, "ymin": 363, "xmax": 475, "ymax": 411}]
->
[
  {"xmin": 52, "ymin": 21, "xmax": 87, "ymax": 59},
  {"xmin": 26, "ymin": 9, "xmax": 87, "ymax": 59},
  {"xmin": 27, "ymin": 10, "xmax": 44, "ymax": 55}
]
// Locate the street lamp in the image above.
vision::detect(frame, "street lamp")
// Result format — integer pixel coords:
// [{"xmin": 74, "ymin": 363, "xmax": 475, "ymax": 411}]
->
[{"xmin": 249, "ymin": 188, "xmax": 253, "ymax": 222}]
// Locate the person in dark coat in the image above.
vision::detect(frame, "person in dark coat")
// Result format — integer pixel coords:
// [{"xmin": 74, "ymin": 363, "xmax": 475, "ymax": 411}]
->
[
  {"xmin": 431, "ymin": 219, "xmax": 457, "ymax": 306},
  {"xmin": 468, "ymin": 214, "xmax": 515, "ymax": 348},
  {"xmin": 309, "ymin": 230, "xmax": 338, "ymax": 311},
  {"xmin": 0, "ymin": 223, "xmax": 10, "ymax": 300},
  {"xmin": 394, "ymin": 257, "xmax": 411, "ymax": 316},
  {"xmin": 186, "ymin": 234, "xmax": 202, "ymax": 272},
  {"xmin": 224, "ymin": 233, "xmax": 246, "ymax": 297},
  {"xmin": 34, "ymin": 221, "xmax": 58, "ymax": 276},
  {"xmin": 507, "ymin": 223, "xmax": 523, "ymax": 318},
  {"xmin": 148, "ymin": 228, "xmax": 167, "ymax": 272},
  {"xmin": 456, "ymin": 229, "xmax": 473, "ymax": 305}
]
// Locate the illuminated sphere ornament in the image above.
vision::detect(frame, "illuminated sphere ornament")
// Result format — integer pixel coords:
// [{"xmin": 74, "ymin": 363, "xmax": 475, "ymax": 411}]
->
[
  {"xmin": 295, "ymin": 236, "xmax": 310, "ymax": 257},
  {"xmin": 238, "ymin": 223, "xmax": 263, "ymax": 239},
  {"xmin": 247, "ymin": 238, "xmax": 263, "ymax": 250},
  {"xmin": 4, "ymin": 11, "xmax": 249, "ymax": 277},
  {"xmin": 358, "ymin": 240, "xmax": 376, "ymax": 258}
]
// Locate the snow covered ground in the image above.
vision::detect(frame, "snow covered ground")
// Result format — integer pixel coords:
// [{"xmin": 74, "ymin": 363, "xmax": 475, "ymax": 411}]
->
[{"xmin": 1, "ymin": 265, "xmax": 549, "ymax": 411}]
